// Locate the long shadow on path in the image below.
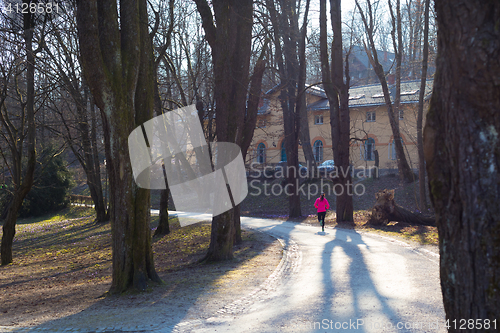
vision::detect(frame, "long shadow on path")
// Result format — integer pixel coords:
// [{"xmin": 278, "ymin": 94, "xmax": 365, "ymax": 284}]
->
[{"xmin": 315, "ymin": 226, "xmax": 405, "ymax": 332}]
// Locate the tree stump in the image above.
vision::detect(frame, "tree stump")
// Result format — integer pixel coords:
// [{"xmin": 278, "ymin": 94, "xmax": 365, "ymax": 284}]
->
[{"xmin": 368, "ymin": 189, "xmax": 435, "ymax": 226}]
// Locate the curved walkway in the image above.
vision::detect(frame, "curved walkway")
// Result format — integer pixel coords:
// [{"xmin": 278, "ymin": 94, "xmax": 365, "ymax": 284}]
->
[{"xmin": 1, "ymin": 215, "xmax": 445, "ymax": 333}]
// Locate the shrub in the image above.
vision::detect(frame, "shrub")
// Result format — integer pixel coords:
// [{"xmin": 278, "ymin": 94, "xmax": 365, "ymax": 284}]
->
[{"xmin": 19, "ymin": 147, "xmax": 75, "ymax": 217}]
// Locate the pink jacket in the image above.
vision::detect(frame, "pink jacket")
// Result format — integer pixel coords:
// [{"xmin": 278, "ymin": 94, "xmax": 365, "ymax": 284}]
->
[{"xmin": 314, "ymin": 197, "xmax": 330, "ymax": 212}]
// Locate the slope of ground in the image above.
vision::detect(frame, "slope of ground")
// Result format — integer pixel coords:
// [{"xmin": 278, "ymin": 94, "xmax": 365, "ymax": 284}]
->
[{"xmin": 0, "ymin": 207, "xmax": 282, "ymax": 328}]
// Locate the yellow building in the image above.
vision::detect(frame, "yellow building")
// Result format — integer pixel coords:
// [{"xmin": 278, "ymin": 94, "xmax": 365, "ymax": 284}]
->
[{"xmin": 249, "ymin": 80, "xmax": 433, "ymax": 173}]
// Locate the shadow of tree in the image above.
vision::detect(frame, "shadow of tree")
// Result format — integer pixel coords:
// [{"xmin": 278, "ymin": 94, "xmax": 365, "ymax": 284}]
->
[{"xmin": 312, "ymin": 226, "xmax": 404, "ymax": 332}]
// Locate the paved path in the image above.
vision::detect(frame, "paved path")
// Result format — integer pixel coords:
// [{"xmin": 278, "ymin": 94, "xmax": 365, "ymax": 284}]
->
[
  {"xmin": 171, "ymin": 216, "xmax": 445, "ymax": 333},
  {"xmin": 1, "ymin": 214, "xmax": 445, "ymax": 333}
]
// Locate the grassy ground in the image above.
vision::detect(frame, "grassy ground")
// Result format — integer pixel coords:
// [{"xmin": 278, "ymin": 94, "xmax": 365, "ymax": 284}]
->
[{"xmin": 0, "ymin": 206, "xmax": 281, "ymax": 327}]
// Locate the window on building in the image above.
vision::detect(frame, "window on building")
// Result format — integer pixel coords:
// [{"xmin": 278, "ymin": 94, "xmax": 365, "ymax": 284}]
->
[
  {"xmin": 313, "ymin": 140, "xmax": 323, "ymax": 162},
  {"xmin": 280, "ymin": 141, "xmax": 287, "ymax": 162},
  {"xmin": 364, "ymin": 138, "xmax": 375, "ymax": 161},
  {"xmin": 315, "ymin": 115, "xmax": 323, "ymax": 125},
  {"xmin": 257, "ymin": 143, "xmax": 266, "ymax": 164},
  {"xmin": 366, "ymin": 111, "xmax": 376, "ymax": 122}
]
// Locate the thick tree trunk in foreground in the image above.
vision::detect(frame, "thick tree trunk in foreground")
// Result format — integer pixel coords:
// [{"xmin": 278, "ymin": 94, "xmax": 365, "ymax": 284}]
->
[
  {"xmin": 424, "ymin": 0, "xmax": 500, "ymax": 327},
  {"xmin": 76, "ymin": 0, "xmax": 160, "ymax": 292},
  {"xmin": 205, "ymin": 210, "xmax": 234, "ymax": 261},
  {"xmin": 194, "ymin": 0, "xmax": 253, "ymax": 260},
  {"xmin": 368, "ymin": 189, "xmax": 434, "ymax": 226}
]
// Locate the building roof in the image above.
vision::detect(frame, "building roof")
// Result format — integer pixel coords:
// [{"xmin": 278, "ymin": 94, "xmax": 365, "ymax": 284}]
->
[
  {"xmin": 308, "ymin": 79, "xmax": 434, "ymax": 111},
  {"xmin": 349, "ymin": 45, "xmax": 395, "ymax": 73}
]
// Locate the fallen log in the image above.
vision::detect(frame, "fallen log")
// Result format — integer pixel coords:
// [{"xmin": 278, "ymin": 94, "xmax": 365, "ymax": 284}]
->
[{"xmin": 368, "ymin": 189, "xmax": 435, "ymax": 226}]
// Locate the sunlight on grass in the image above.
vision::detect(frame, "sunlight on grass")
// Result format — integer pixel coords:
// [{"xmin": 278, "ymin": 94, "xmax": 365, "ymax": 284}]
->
[
  {"xmin": 14, "ymin": 205, "xmax": 94, "ymax": 226},
  {"xmin": 351, "ymin": 209, "xmax": 438, "ymax": 245}
]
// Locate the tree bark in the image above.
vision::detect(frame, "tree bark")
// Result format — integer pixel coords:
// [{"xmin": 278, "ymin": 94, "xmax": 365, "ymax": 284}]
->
[
  {"xmin": 76, "ymin": 0, "xmax": 160, "ymax": 292},
  {"xmin": 89, "ymin": 98, "xmax": 108, "ymax": 222},
  {"xmin": 204, "ymin": 210, "xmax": 234, "ymax": 261},
  {"xmin": 424, "ymin": 0, "xmax": 500, "ymax": 327}
]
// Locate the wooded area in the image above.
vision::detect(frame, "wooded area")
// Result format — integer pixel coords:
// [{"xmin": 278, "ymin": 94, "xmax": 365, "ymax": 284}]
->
[{"xmin": 0, "ymin": 0, "xmax": 498, "ymax": 325}]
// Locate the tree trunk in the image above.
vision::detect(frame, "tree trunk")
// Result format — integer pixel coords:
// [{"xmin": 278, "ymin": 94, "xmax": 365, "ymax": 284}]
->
[
  {"xmin": 204, "ymin": 210, "xmax": 234, "ymax": 261},
  {"xmin": 154, "ymin": 185, "xmax": 170, "ymax": 236},
  {"xmin": 194, "ymin": 0, "xmax": 253, "ymax": 261},
  {"xmin": 152, "ymin": 57, "xmax": 170, "ymax": 237},
  {"xmin": 2, "ymin": 193, "xmax": 30, "ymax": 264},
  {"xmin": 320, "ymin": 0, "xmax": 353, "ymax": 222},
  {"xmin": 79, "ymin": 94, "xmax": 107, "ymax": 223},
  {"xmin": 43, "ymin": 28, "xmax": 107, "ymax": 222},
  {"xmin": 89, "ymin": 99, "xmax": 108, "ymax": 222},
  {"xmin": 237, "ymin": 42, "xmax": 268, "ymax": 245},
  {"xmin": 296, "ymin": 2, "xmax": 315, "ymax": 176},
  {"xmin": 76, "ymin": 0, "xmax": 161, "ymax": 292},
  {"xmin": 417, "ymin": 0, "xmax": 429, "ymax": 211},
  {"xmin": 265, "ymin": 0, "xmax": 307, "ymax": 219},
  {"xmin": 424, "ymin": 0, "xmax": 500, "ymax": 327},
  {"xmin": 233, "ymin": 205, "xmax": 242, "ymax": 245}
]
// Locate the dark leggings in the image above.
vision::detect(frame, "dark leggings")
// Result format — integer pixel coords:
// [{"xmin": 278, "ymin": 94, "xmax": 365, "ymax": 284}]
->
[{"xmin": 317, "ymin": 211, "xmax": 326, "ymax": 223}]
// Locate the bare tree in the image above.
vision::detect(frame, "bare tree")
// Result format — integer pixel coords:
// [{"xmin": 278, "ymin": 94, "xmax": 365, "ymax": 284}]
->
[
  {"xmin": 0, "ymin": 9, "xmax": 38, "ymax": 265},
  {"xmin": 193, "ymin": 0, "xmax": 255, "ymax": 260},
  {"xmin": 42, "ymin": 10, "xmax": 107, "ymax": 222},
  {"xmin": 416, "ymin": 0, "xmax": 429, "ymax": 210},
  {"xmin": 265, "ymin": 0, "xmax": 311, "ymax": 218},
  {"xmin": 424, "ymin": 0, "xmax": 500, "ymax": 326},
  {"xmin": 356, "ymin": 0, "xmax": 415, "ymax": 183},
  {"xmin": 319, "ymin": 0, "xmax": 353, "ymax": 222},
  {"xmin": 150, "ymin": 0, "xmax": 174, "ymax": 236}
]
